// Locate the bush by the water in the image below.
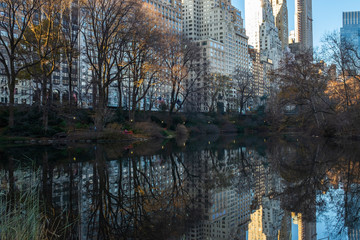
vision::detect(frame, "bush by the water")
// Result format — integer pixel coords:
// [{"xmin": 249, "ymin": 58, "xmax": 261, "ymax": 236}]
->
[{"xmin": 134, "ymin": 122, "xmax": 164, "ymax": 138}]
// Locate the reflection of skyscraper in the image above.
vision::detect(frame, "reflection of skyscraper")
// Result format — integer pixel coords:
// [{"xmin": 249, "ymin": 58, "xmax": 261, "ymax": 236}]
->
[
  {"xmin": 349, "ymin": 227, "xmax": 360, "ymax": 240},
  {"xmin": 248, "ymin": 198, "xmax": 284, "ymax": 240},
  {"xmin": 183, "ymin": 148, "xmax": 253, "ymax": 240},
  {"xmin": 292, "ymin": 212, "xmax": 317, "ymax": 240},
  {"xmin": 247, "ymin": 149, "xmax": 286, "ymax": 240},
  {"xmin": 279, "ymin": 211, "xmax": 292, "ymax": 240},
  {"xmin": 248, "ymin": 206, "xmax": 267, "ymax": 240},
  {"xmin": 346, "ymin": 183, "xmax": 360, "ymax": 240}
]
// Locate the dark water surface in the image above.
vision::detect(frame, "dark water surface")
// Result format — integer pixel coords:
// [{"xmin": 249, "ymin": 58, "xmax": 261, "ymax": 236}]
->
[{"xmin": 1, "ymin": 135, "xmax": 360, "ymax": 240}]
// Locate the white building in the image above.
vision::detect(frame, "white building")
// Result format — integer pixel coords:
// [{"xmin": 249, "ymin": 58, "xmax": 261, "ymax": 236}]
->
[
  {"xmin": 245, "ymin": 0, "xmax": 283, "ymax": 69},
  {"xmin": 271, "ymin": 0, "xmax": 289, "ymax": 50},
  {"xmin": 182, "ymin": 0, "xmax": 250, "ymax": 112}
]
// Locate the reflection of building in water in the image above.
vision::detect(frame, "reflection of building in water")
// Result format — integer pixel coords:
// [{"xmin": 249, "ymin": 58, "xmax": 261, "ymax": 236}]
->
[
  {"xmin": 49, "ymin": 153, "xmax": 186, "ymax": 239},
  {"xmin": 248, "ymin": 149, "xmax": 286, "ymax": 239},
  {"xmin": 279, "ymin": 211, "xmax": 292, "ymax": 240},
  {"xmin": 248, "ymin": 197, "xmax": 284, "ymax": 240},
  {"xmin": 346, "ymin": 183, "xmax": 360, "ymax": 240},
  {"xmin": 248, "ymin": 206, "xmax": 266, "ymax": 239},
  {"xmin": 292, "ymin": 212, "xmax": 317, "ymax": 240},
  {"xmin": 349, "ymin": 227, "xmax": 360, "ymax": 240},
  {"xmin": 183, "ymin": 148, "xmax": 253, "ymax": 240}
]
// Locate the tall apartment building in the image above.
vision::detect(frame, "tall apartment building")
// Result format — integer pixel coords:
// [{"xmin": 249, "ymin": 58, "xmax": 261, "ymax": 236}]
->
[
  {"xmin": 0, "ymin": 0, "xmax": 183, "ymax": 109},
  {"xmin": 82, "ymin": 0, "xmax": 184, "ymax": 109},
  {"xmin": 182, "ymin": 0, "xmax": 250, "ymax": 112},
  {"xmin": 248, "ymin": 47, "xmax": 265, "ymax": 97},
  {"xmin": 294, "ymin": 0, "xmax": 313, "ymax": 50},
  {"xmin": 0, "ymin": 0, "xmax": 82, "ymax": 106},
  {"xmin": 245, "ymin": 0, "xmax": 282, "ymax": 68},
  {"xmin": 271, "ymin": 0, "xmax": 288, "ymax": 50},
  {"xmin": 53, "ymin": 0, "xmax": 81, "ymax": 106},
  {"xmin": 341, "ymin": 11, "xmax": 360, "ymax": 51}
]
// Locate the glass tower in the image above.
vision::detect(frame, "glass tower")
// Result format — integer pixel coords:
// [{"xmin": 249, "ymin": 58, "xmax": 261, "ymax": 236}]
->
[{"xmin": 340, "ymin": 11, "xmax": 360, "ymax": 51}]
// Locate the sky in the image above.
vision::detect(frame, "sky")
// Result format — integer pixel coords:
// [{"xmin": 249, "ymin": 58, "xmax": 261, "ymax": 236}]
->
[{"xmin": 233, "ymin": 0, "xmax": 360, "ymax": 49}]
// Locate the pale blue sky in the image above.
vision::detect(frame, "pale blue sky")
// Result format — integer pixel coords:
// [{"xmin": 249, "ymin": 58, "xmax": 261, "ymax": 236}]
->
[{"xmin": 233, "ymin": 0, "xmax": 360, "ymax": 49}]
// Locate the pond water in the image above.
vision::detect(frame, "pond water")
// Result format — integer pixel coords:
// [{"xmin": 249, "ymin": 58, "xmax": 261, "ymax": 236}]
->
[{"xmin": 0, "ymin": 135, "xmax": 359, "ymax": 240}]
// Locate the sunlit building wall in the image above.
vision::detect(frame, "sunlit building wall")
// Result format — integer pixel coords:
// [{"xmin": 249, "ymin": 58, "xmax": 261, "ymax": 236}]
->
[{"xmin": 271, "ymin": 0, "xmax": 289, "ymax": 50}]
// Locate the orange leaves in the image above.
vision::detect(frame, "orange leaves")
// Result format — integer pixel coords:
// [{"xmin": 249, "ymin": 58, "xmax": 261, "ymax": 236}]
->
[{"xmin": 325, "ymin": 77, "xmax": 360, "ymax": 111}]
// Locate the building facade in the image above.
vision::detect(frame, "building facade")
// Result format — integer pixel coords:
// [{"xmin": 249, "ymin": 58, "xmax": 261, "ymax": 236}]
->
[
  {"xmin": 182, "ymin": 0, "xmax": 250, "ymax": 112},
  {"xmin": 294, "ymin": 0, "xmax": 313, "ymax": 50},
  {"xmin": 341, "ymin": 11, "xmax": 360, "ymax": 52},
  {"xmin": 271, "ymin": 0, "xmax": 288, "ymax": 50},
  {"xmin": 244, "ymin": 0, "xmax": 283, "ymax": 99}
]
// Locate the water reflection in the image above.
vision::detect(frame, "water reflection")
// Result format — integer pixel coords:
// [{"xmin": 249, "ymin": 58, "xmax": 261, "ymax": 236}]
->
[{"xmin": 1, "ymin": 136, "xmax": 360, "ymax": 239}]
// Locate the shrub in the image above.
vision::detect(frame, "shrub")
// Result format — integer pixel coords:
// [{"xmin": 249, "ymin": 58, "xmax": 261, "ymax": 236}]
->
[
  {"xmin": 150, "ymin": 115, "xmax": 162, "ymax": 125},
  {"xmin": 106, "ymin": 122, "xmax": 123, "ymax": 130},
  {"xmin": 176, "ymin": 124, "xmax": 189, "ymax": 137},
  {"xmin": 75, "ymin": 122, "xmax": 89, "ymax": 129},
  {"xmin": 114, "ymin": 109, "xmax": 127, "ymax": 123},
  {"xmin": 201, "ymin": 124, "xmax": 220, "ymax": 134},
  {"xmin": 221, "ymin": 122, "xmax": 237, "ymax": 133},
  {"xmin": 134, "ymin": 122, "xmax": 163, "ymax": 138}
]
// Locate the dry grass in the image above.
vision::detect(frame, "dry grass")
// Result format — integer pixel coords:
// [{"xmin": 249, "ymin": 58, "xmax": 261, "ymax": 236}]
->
[{"xmin": 0, "ymin": 169, "xmax": 44, "ymax": 240}]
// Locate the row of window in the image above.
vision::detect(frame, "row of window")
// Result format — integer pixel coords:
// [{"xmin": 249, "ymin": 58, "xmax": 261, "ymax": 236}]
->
[{"xmin": 0, "ymin": 97, "xmax": 27, "ymax": 104}]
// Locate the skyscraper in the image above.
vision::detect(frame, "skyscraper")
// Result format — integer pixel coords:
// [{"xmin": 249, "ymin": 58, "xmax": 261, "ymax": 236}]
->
[
  {"xmin": 271, "ymin": 0, "xmax": 289, "ymax": 49},
  {"xmin": 341, "ymin": 11, "xmax": 360, "ymax": 51},
  {"xmin": 183, "ymin": 0, "xmax": 250, "ymax": 111},
  {"xmin": 245, "ymin": 0, "xmax": 282, "ymax": 67},
  {"xmin": 294, "ymin": 0, "xmax": 313, "ymax": 50}
]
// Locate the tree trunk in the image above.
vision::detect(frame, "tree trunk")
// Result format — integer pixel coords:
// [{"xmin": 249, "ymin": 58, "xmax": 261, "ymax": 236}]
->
[
  {"xmin": 68, "ymin": 61, "xmax": 73, "ymax": 112},
  {"xmin": 42, "ymin": 77, "xmax": 49, "ymax": 131},
  {"xmin": 95, "ymin": 87, "xmax": 105, "ymax": 131},
  {"xmin": 92, "ymin": 78, "xmax": 97, "ymax": 110},
  {"xmin": 117, "ymin": 80, "xmax": 122, "ymax": 109},
  {"xmin": 8, "ymin": 75, "xmax": 16, "ymax": 128}
]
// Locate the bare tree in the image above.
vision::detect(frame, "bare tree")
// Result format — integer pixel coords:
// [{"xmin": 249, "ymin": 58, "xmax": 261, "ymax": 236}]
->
[
  {"xmin": 160, "ymin": 34, "xmax": 205, "ymax": 115},
  {"xmin": 270, "ymin": 50, "xmax": 332, "ymax": 128},
  {"xmin": 322, "ymin": 32, "xmax": 360, "ymax": 110},
  {"xmin": 81, "ymin": 0, "xmax": 135, "ymax": 130},
  {"xmin": 22, "ymin": 0, "xmax": 65, "ymax": 131},
  {"xmin": 124, "ymin": 4, "xmax": 164, "ymax": 121},
  {"xmin": 204, "ymin": 73, "xmax": 230, "ymax": 113},
  {"xmin": 0, "ymin": 0, "xmax": 41, "ymax": 127},
  {"xmin": 232, "ymin": 67, "xmax": 255, "ymax": 114}
]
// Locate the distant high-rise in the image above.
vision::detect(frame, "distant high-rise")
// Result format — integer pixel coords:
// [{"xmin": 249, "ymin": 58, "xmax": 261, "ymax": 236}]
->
[
  {"xmin": 341, "ymin": 11, "xmax": 360, "ymax": 51},
  {"xmin": 245, "ymin": 0, "xmax": 282, "ymax": 67},
  {"xmin": 271, "ymin": 0, "xmax": 289, "ymax": 49},
  {"xmin": 294, "ymin": 0, "xmax": 313, "ymax": 50}
]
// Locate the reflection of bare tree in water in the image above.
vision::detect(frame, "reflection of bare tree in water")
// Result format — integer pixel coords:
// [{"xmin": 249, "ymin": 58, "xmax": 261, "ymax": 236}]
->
[
  {"xmin": 266, "ymin": 138, "xmax": 360, "ymax": 239},
  {"xmin": 41, "ymin": 150, "xmax": 80, "ymax": 239},
  {"xmin": 84, "ymin": 146, "xmax": 193, "ymax": 239}
]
